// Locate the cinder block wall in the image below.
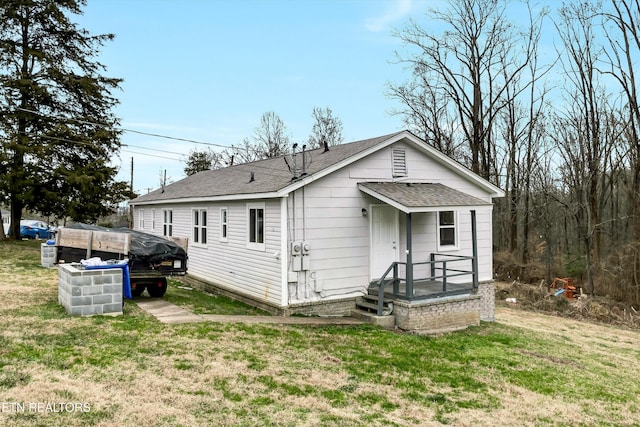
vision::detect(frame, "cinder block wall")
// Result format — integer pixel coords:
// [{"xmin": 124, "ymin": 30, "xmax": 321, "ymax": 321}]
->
[
  {"xmin": 41, "ymin": 244, "xmax": 57, "ymax": 268},
  {"xmin": 58, "ymin": 264, "xmax": 123, "ymax": 316}
]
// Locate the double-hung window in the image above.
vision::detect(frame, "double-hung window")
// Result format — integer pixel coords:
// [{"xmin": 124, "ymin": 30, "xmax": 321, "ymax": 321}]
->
[
  {"xmin": 438, "ymin": 211, "xmax": 457, "ymax": 248},
  {"xmin": 247, "ymin": 203, "xmax": 265, "ymax": 250},
  {"xmin": 138, "ymin": 209, "xmax": 145, "ymax": 230},
  {"xmin": 163, "ymin": 209, "xmax": 173, "ymax": 237},
  {"xmin": 193, "ymin": 209, "xmax": 208, "ymax": 245},
  {"xmin": 220, "ymin": 208, "xmax": 228, "ymax": 242}
]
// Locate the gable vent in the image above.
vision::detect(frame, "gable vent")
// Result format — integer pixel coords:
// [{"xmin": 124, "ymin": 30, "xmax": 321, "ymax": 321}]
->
[{"xmin": 392, "ymin": 149, "xmax": 407, "ymax": 177}]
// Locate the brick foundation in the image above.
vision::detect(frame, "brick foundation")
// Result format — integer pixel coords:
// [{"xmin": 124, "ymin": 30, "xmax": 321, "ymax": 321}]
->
[
  {"xmin": 58, "ymin": 263, "xmax": 123, "ymax": 316},
  {"xmin": 476, "ymin": 281, "xmax": 495, "ymax": 321},
  {"xmin": 393, "ymin": 295, "xmax": 481, "ymax": 334}
]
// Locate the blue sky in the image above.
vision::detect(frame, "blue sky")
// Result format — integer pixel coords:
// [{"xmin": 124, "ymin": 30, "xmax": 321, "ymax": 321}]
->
[{"xmin": 76, "ymin": 0, "xmax": 431, "ymax": 194}]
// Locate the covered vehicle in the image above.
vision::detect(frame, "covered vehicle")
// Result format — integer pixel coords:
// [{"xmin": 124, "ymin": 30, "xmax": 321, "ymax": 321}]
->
[
  {"xmin": 20, "ymin": 220, "xmax": 53, "ymax": 239},
  {"xmin": 56, "ymin": 223, "xmax": 188, "ymax": 297}
]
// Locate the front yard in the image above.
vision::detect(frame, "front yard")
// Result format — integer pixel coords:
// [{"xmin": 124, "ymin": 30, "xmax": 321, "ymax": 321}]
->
[{"xmin": 1, "ymin": 240, "xmax": 639, "ymax": 426}]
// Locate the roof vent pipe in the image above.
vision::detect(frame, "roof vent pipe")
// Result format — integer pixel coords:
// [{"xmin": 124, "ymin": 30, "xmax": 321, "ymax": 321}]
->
[
  {"xmin": 291, "ymin": 143, "xmax": 299, "ymax": 181},
  {"xmin": 301, "ymin": 145, "xmax": 307, "ymax": 176},
  {"xmin": 323, "ymin": 140, "xmax": 329, "ymax": 153},
  {"xmin": 249, "ymin": 171, "xmax": 255, "ymax": 183}
]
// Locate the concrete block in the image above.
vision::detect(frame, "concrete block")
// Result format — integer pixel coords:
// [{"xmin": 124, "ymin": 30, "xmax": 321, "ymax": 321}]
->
[
  {"xmin": 92, "ymin": 294, "xmax": 112, "ymax": 304},
  {"xmin": 71, "ymin": 296, "xmax": 92, "ymax": 306},
  {"xmin": 82, "ymin": 285, "xmax": 103, "ymax": 296},
  {"xmin": 102, "ymin": 284, "xmax": 122, "ymax": 294},
  {"xmin": 92, "ymin": 275, "xmax": 113, "ymax": 285},
  {"xmin": 71, "ymin": 276, "xmax": 92, "ymax": 287},
  {"xmin": 103, "ymin": 303, "xmax": 123, "ymax": 314},
  {"xmin": 71, "ymin": 287, "xmax": 82, "ymax": 296},
  {"xmin": 113, "ymin": 293, "xmax": 123, "ymax": 304}
]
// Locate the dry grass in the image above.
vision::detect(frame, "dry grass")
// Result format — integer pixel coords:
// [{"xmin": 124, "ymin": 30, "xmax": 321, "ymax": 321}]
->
[{"xmin": 1, "ymin": 241, "xmax": 640, "ymax": 426}]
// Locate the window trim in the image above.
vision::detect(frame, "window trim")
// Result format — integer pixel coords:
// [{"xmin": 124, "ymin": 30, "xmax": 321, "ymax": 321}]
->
[
  {"xmin": 192, "ymin": 208, "xmax": 208, "ymax": 247},
  {"xmin": 163, "ymin": 209, "xmax": 173, "ymax": 237},
  {"xmin": 219, "ymin": 207, "xmax": 228, "ymax": 242},
  {"xmin": 246, "ymin": 203, "xmax": 265, "ymax": 251},
  {"xmin": 437, "ymin": 210, "xmax": 458, "ymax": 251},
  {"xmin": 138, "ymin": 209, "xmax": 145, "ymax": 230},
  {"xmin": 151, "ymin": 209, "xmax": 156, "ymax": 230}
]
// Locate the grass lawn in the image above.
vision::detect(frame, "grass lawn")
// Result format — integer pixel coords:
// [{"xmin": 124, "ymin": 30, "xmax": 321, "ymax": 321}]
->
[{"xmin": 1, "ymin": 240, "xmax": 639, "ymax": 426}]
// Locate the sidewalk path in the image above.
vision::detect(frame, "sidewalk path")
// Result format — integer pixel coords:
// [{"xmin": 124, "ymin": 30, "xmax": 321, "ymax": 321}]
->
[{"xmin": 134, "ymin": 298, "xmax": 364, "ymax": 326}]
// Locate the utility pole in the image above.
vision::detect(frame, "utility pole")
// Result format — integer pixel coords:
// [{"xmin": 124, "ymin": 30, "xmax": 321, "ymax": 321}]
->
[{"xmin": 129, "ymin": 157, "xmax": 134, "ymax": 229}]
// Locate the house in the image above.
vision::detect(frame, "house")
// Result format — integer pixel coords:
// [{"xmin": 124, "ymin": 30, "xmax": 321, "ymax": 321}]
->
[{"xmin": 129, "ymin": 131, "xmax": 505, "ymax": 333}]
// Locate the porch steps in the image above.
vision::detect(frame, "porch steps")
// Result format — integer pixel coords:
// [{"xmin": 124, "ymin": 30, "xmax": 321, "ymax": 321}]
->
[{"xmin": 351, "ymin": 294, "xmax": 395, "ymax": 329}]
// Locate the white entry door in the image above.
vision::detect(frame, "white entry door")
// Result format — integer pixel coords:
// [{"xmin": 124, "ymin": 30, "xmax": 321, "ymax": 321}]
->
[{"xmin": 370, "ymin": 205, "xmax": 399, "ymax": 279}]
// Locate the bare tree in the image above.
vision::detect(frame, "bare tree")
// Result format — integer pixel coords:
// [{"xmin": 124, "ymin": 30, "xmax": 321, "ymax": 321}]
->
[
  {"xmin": 307, "ymin": 107, "xmax": 344, "ymax": 149},
  {"xmin": 601, "ymin": 0, "xmax": 640, "ymax": 244},
  {"xmin": 253, "ymin": 111, "xmax": 290, "ymax": 159},
  {"xmin": 389, "ymin": 0, "xmax": 533, "ymax": 182},
  {"xmin": 222, "ymin": 112, "xmax": 291, "ymax": 164}
]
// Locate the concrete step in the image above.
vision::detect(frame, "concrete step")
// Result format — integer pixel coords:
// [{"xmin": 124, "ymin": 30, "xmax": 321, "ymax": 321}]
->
[{"xmin": 350, "ymin": 308, "xmax": 395, "ymax": 329}]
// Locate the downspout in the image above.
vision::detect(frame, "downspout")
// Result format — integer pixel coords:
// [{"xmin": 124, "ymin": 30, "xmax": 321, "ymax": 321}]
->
[{"xmin": 281, "ymin": 196, "xmax": 289, "ymax": 307}]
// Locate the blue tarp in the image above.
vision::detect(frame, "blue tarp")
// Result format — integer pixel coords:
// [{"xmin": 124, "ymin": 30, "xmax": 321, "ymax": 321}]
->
[{"xmin": 85, "ymin": 261, "xmax": 132, "ymax": 299}]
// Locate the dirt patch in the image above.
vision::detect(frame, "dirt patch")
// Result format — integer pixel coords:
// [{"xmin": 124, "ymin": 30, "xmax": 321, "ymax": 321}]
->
[{"xmin": 495, "ymin": 280, "xmax": 640, "ymax": 329}]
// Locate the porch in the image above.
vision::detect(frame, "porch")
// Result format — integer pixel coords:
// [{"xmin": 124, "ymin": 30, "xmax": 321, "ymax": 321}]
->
[{"xmin": 357, "ymin": 182, "xmax": 489, "ymax": 327}]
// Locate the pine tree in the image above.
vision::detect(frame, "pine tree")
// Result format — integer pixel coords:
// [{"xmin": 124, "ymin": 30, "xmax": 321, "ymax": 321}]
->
[{"xmin": 0, "ymin": 0, "xmax": 129, "ymax": 238}]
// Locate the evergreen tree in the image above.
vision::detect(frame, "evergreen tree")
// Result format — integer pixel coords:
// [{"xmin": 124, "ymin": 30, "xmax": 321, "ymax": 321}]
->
[{"xmin": 0, "ymin": 0, "xmax": 129, "ymax": 237}]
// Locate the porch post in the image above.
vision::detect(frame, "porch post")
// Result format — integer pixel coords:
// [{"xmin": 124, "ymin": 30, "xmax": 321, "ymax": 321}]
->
[
  {"xmin": 471, "ymin": 210, "xmax": 479, "ymax": 289},
  {"xmin": 406, "ymin": 212, "xmax": 414, "ymax": 297}
]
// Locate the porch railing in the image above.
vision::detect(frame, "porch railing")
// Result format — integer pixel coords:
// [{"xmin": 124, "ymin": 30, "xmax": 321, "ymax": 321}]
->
[{"xmin": 374, "ymin": 253, "xmax": 477, "ymax": 316}]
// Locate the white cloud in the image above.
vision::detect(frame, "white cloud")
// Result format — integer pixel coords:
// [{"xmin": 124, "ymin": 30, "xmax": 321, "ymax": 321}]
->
[{"xmin": 365, "ymin": 0, "xmax": 412, "ymax": 32}]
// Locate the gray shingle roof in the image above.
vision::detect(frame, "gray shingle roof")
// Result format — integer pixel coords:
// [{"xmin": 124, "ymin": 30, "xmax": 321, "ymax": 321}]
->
[
  {"xmin": 358, "ymin": 182, "xmax": 492, "ymax": 212},
  {"xmin": 131, "ymin": 132, "xmax": 404, "ymax": 204}
]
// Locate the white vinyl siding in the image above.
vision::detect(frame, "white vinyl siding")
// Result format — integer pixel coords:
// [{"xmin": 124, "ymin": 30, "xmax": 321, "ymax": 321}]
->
[{"xmin": 190, "ymin": 200, "xmax": 281, "ymax": 305}]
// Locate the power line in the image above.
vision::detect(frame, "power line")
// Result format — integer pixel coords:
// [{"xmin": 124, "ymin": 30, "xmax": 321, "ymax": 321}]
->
[
  {"xmin": 121, "ymin": 149, "xmax": 181, "ymax": 161},
  {"xmin": 15, "ymin": 107, "xmax": 232, "ymax": 149}
]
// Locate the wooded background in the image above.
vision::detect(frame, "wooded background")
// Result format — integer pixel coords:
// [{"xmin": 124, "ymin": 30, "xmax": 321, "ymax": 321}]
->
[{"xmin": 388, "ymin": 0, "xmax": 640, "ymax": 305}]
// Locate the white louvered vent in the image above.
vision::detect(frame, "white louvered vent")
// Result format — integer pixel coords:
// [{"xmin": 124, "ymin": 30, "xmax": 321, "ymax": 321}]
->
[{"xmin": 392, "ymin": 149, "xmax": 407, "ymax": 177}]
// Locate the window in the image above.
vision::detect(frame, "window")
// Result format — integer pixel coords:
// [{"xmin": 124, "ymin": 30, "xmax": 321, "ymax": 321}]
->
[
  {"xmin": 163, "ymin": 209, "xmax": 173, "ymax": 237},
  {"xmin": 193, "ymin": 209, "xmax": 208, "ymax": 245},
  {"xmin": 220, "ymin": 208, "xmax": 228, "ymax": 241},
  {"xmin": 151, "ymin": 209, "xmax": 156, "ymax": 230},
  {"xmin": 138, "ymin": 209, "xmax": 144, "ymax": 230},
  {"xmin": 438, "ymin": 211, "xmax": 456, "ymax": 247},
  {"xmin": 392, "ymin": 148, "xmax": 407, "ymax": 177},
  {"xmin": 247, "ymin": 204, "xmax": 265, "ymax": 250}
]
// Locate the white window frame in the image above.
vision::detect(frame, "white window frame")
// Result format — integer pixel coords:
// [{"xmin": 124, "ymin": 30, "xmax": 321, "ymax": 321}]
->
[
  {"xmin": 192, "ymin": 208, "xmax": 208, "ymax": 246},
  {"xmin": 246, "ymin": 202, "xmax": 265, "ymax": 251},
  {"xmin": 437, "ymin": 210, "xmax": 458, "ymax": 251},
  {"xmin": 220, "ymin": 207, "xmax": 228, "ymax": 242},
  {"xmin": 163, "ymin": 209, "xmax": 173, "ymax": 237},
  {"xmin": 151, "ymin": 209, "xmax": 156, "ymax": 230},
  {"xmin": 138, "ymin": 209, "xmax": 145, "ymax": 230}
]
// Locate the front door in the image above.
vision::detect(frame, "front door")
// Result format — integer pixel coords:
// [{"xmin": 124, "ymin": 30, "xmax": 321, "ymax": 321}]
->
[{"xmin": 370, "ymin": 205, "xmax": 399, "ymax": 279}]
